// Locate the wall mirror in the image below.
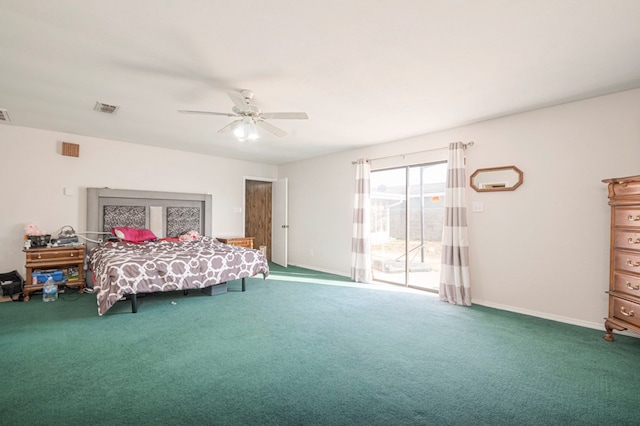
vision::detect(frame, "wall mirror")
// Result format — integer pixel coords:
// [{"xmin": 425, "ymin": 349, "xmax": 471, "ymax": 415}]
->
[{"xmin": 470, "ymin": 165, "xmax": 523, "ymax": 192}]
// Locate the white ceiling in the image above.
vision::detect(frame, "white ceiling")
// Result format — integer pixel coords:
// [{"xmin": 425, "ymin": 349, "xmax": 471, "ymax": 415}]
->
[{"xmin": 1, "ymin": 1, "xmax": 640, "ymax": 165}]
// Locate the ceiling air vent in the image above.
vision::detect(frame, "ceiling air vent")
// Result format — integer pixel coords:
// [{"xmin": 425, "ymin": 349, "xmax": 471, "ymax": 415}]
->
[
  {"xmin": 94, "ymin": 101, "xmax": 119, "ymax": 114},
  {"xmin": 0, "ymin": 108, "xmax": 11, "ymax": 122}
]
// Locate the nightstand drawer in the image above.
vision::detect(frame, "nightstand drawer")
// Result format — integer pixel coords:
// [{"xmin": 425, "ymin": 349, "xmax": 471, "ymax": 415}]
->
[
  {"xmin": 231, "ymin": 240, "xmax": 253, "ymax": 248},
  {"xmin": 216, "ymin": 237, "xmax": 254, "ymax": 249},
  {"xmin": 25, "ymin": 247, "xmax": 84, "ymax": 262}
]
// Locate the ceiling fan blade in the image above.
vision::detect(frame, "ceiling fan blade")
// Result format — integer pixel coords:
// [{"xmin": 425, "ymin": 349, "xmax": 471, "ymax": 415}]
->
[
  {"xmin": 260, "ymin": 112, "xmax": 309, "ymax": 120},
  {"xmin": 178, "ymin": 110, "xmax": 237, "ymax": 117},
  {"xmin": 218, "ymin": 119, "xmax": 242, "ymax": 134},
  {"xmin": 256, "ymin": 120, "xmax": 288, "ymax": 137},
  {"xmin": 227, "ymin": 91, "xmax": 249, "ymax": 110}
]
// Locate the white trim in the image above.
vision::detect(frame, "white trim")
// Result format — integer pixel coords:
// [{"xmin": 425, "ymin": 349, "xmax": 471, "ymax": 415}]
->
[
  {"xmin": 288, "ymin": 263, "xmax": 350, "ymax": 278},
  {"xmin": 473, "ymin": 299, "xmax": 639, "ymax": 338},
  {"xmin": 243, "ymin": 175, "xmax": 277, "ymax": 182}
]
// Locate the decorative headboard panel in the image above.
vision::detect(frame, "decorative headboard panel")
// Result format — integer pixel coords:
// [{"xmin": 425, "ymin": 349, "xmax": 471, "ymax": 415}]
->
[{"xmin": 87, "ymin": 188, "xmax": 212, "ymax": 245}]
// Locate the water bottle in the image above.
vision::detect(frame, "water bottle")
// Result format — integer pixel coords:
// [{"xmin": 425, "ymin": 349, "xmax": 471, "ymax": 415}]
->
[{"xmin": 43, "ymin": 276, "xmax": 58, "ymax": 302}]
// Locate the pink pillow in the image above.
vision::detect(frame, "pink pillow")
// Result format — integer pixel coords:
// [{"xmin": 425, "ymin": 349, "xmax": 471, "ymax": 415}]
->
[
  {"xmin": 111, "ymin": 227, "xmax": 157, "ymax": 243},
  {"xmin": 179, "ymin": 230, "xmax": 201, "ymax": 242}
]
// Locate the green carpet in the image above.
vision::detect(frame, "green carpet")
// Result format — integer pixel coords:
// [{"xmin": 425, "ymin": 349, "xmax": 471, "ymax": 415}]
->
[{"xmin": 1, "ymin": 264, "xmax": 638, "ymax": 425}]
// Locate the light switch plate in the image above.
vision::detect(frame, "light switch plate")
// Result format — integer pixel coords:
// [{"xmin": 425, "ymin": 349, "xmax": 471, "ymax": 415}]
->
[{"xmin": 471, "ymin": 201, "xmax": 484, "ymax": 213}]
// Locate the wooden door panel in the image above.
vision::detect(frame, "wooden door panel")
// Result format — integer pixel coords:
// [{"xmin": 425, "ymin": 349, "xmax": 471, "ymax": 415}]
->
[{"xmin": 245, "ymin": 180, "xmax": 272, "ymax": 260}]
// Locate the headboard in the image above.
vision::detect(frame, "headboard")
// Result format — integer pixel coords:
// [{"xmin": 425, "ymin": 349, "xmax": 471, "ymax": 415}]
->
[{"xmin": 86, "ymin": 188, "xmax": 212, "ymax": 245}]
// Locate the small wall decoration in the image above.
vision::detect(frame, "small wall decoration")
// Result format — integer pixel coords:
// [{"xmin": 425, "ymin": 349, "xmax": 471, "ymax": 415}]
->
[
  {"xmin": 61, "ymin": 141, "xmax": 80, "ymax": 157},
  {"xmin": 470, "ymin": 165, "xmax": 524, "ymax": 192}
]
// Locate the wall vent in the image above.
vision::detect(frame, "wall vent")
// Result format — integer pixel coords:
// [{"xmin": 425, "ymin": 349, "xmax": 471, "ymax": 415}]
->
[
  {"xmin": 61, "ymin": 142, "xmax": 80, "ymax": 158},
  {"xmin": 0, "ymin": 108, "xmax": 11, "ymax": 122},
  {"xmin": 94, "ymin": 102, "xmax": 119, "ymax": 114}
]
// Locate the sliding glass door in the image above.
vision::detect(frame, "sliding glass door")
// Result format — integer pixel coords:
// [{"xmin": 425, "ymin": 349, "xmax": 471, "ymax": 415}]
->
[{"xmin": 370, "ymin": 162, "xmax": 447, "ymax": 291}]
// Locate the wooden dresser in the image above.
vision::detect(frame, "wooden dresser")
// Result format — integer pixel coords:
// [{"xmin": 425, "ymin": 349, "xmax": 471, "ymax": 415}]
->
[{"xmin": 603, "ymin": 175, "xmax": 640, "ymax": 341}]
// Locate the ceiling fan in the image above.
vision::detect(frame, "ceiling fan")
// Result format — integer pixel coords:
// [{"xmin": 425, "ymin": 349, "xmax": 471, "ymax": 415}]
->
[{"xmin": 178, "ymin": 90, "xmax": 308, "ymax": 141}]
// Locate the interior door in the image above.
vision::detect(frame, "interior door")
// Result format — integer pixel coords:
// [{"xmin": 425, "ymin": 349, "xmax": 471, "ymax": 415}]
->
[
  {"xmin": 245, "ymin": 180, "xmax": 272, "ymax": 259},
  {"xmin": 271, "ymin": 178, "xmax": 288, "ymax": 267}
]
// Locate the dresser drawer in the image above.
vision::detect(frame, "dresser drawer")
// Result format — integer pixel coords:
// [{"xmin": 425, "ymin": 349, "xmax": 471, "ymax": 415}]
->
[
  {"xmin": 609, "ymin": 179, "xmax": 640, "ymax": 198},
  {"xmin": 614, "ymin": 208, "xmax": 640, "ymax": 228},
  {"xmin": 613, "ymin": 273, "xmax": 640, "ymax": 298},
  {"xmin": 25, "ymin": 248, "xmax": 84, "ymax": 262},
  {"xmin": 611, "ymin": 296, "xmax": 640, "ymax": 328},
  {"xmin": 614, "ymin": 251, "xmax": 640, "ymax": 274},
  {"xmin": 613, "ymin": 230, "xmax": 640, "ymax": 250}
]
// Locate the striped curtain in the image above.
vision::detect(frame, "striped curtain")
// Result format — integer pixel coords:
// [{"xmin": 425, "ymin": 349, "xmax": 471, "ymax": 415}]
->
[
  {"xmin": 351, "ymin": 159, "xmax": 372, "ymax": 283},
  {"xmin": 439, "ymin": 142, "xmax": 471, "ymax": 305}
]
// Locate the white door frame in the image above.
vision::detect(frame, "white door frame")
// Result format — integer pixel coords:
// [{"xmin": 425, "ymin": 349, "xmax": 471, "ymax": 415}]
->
[{"xmin": 271, "ymin": 178, "xmax": 288, "ymax": 267}]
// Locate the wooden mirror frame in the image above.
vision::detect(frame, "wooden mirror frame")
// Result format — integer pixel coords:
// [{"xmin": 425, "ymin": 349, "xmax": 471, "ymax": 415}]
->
[{"xmin": 470, "ymin": 165, "xmax": 524, "ymax": 192}]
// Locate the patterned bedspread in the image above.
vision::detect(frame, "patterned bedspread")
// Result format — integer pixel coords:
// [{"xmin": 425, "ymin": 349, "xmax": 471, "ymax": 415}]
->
[{"xmin": 88, "ymin": 237, "xmax": 269, "ymax": 315}]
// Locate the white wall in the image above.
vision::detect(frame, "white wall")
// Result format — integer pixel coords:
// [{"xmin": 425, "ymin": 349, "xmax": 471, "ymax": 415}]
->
[
  {"xmin": 3, "ymin": 89, "xmax": 639, "ymax": 330},
  {"xmin": 0, "ymin": 125, "xmax": 277, "ymax": 274},
  {"xmin": 279, "ymin": 88, "xmax": 640, "ymax": 329}
]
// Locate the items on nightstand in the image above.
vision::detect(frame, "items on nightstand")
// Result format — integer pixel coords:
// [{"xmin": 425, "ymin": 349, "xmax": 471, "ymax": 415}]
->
[
  {"xmin": 24, "ymin": 223, "xmax": 50, "ymax": 248},
  {"xmin": 23, "ymin": 224, "xmax": 83, "ymax": 249},
  {"xmin": 42, "ymin": 276, "xmax": 58, "ymax": 302},
  {"xmin": 32, "ymin": 270, "xmax": 64, "ymax": 283},
  {"xmin": 52, "ymin": 225, "xmax": 79, "ymax": 246}
]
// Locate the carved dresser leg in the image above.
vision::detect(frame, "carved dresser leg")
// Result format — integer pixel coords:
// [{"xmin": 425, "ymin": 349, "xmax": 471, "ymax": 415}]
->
[
  {"xmin": 603, "ymin": 323, "xmax": 615, "ymax": 342},
  {"xmin": 604, "ymin": 319, "xmax": 624, "ymax": 342}
]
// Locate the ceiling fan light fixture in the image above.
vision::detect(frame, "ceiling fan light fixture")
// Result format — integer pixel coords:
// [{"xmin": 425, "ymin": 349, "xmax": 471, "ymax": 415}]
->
[
  {"xmin": 247, "ymin": 123, "xmax": 260, "ymax": 141},
  {"xmin": 233, "ymin": 117, "xmax": 260, "ymax": 141},
  {"xmin": 232, "ymin": 121, "xmax": 246, "ymax": 140}
]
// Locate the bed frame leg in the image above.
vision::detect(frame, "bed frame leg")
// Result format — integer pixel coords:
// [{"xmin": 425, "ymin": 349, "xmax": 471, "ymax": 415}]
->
[
  {"xmin": 242, "ymin": 277, "xmax": 246, "ymax": 292},
  {"xmin": 131, "ymin": 294, "xmax": 138, "ymax": 313}
]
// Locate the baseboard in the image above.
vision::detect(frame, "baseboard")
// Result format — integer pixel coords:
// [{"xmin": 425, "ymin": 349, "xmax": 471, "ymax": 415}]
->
[
  {"xmin": 287, "ymin": 263, "xmax": 350, "ymax": 278},
  {"xmin": 473, "ymin": 299, "xmax": 639, "ymax": 338}
]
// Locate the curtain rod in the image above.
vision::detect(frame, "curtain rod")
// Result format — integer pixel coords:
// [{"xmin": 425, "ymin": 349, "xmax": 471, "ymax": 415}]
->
[{"xmin": 351, "ymin": 141, "xmax": 474, "ymax": 165}]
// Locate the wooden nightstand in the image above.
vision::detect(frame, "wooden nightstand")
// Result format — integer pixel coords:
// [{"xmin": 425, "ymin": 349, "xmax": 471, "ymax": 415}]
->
[
  {"xmin": 23, "ymin": 246, "xmax": 86, "ymax": 301},
  {"xmin": 216, "ymin": 237, "xmax": 254, "ymax": 249}
]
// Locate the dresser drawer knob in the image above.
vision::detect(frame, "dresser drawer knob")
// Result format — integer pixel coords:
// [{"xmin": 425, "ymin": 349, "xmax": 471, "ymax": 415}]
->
[
  {"xmin": 628, "ymin": 215, "xmax": 640, "ymax": 222},
  {"xmin": 626, "ymin": 281, "xmax": 640, "ymax": 291},
  {"xmin": 620, "ymin": 306, "xmax": 635, "ymax": 317},
  {"xmin": 628, "ymin": 237, "xmax": 640, "ymax": 245},
  {"xmin": 626, "ymin": 260, "xmax": 640, "ymax": 267},
  {"xmin": 37, "ymin": 254, "xmax": 41, "ymax": 259},
  {"xmin": 70, "ymin": 253, "xmax": 74, "ymax": 257}
]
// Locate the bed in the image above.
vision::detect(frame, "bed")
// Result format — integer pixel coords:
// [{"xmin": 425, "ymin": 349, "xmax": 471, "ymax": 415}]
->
[{"xmin": 86, "ymin": 188, "xmax": 269, "ymax": 315}]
